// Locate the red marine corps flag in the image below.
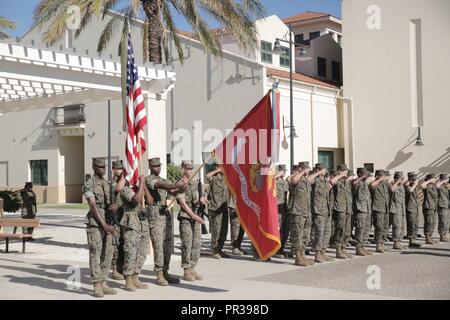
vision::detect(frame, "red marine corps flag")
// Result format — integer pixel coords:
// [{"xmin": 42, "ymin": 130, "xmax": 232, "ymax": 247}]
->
[{"xmin": 214, "ymin": 88, "xmax": 281, "ymax": 260}]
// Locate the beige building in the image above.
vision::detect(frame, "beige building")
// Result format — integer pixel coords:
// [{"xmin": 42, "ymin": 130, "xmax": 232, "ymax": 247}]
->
[{"xmin": 342, "ymin": 0, "xmax": 450, "ymax": 174}]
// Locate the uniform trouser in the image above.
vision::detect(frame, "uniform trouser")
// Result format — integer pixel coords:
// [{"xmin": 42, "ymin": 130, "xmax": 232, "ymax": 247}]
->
[
  {"xmin": 365, "ymin": 212, "xmax": 372, "ymax": 244},
  {"xmin": 438, "ymin": 207, "xmax": 449, "ymax": 236},
  {"xmin": 278, "ymin": 204, "xmax": 290, "ymax": 249},
  {"xmin": 344, "ymin": 211, "xmax": 353, "ymax": 245},
  {"xmin": 209, "ymin": 203, "xmax": 229, "ymax": 252},
  {"xmin": 312, "ymin": 213, "xmax": 330, "ymax": 251},
  {"xmin": 229, "ymin": 208, "xmax": 245, "ymax": 249},
  {"xmin": 383, "ymin": 211, "xmax": 390, "ymax": 241},
  {"xmin": 423, "ymin": 209, "xmax": 438, "ymax": 237},
  {"xmin": 123, "ymin": 227, "xmax": 150, "ymax": 276},
  {"xmin": 86, "ymin": 225, "xmax": 114, "ymax": 283},
  {"xmin": 21, "ymin": 208, "xmax": 36, "ymax": 234},
  {"xmin": 149, "ymin": 207, "xmax": 174, "ymax": 272},
  {"xmin": 111, "ymin": 224, "xmax": 124, "ymax": 273},
  {"xmin": 373, "ymin": 211, "xmax": 388, "ymax": 244},
  {"xmin": 390, "ymin": 210, "xmax": 405, "ymax": 241},
  {"xmin": 332, "ymin": 210, "xmax": 346, "ymax": 247},
  {"xmin": 179, "ymin": 219, "xmax": 201, "ymax": 269},
  {"xmin": 290, "ymin": 214, "xmax": 308, "ymax": 251},
  {"xmin": 406, "ymin": 210, "xmax": 419, "ymax": 240},
  {"xmin": 354, "ymin": 211, "xmax": 370, "ymax": 248},
  {"xmin": 303, "ymin": 214, "xmax": 312, "ymax": 247}
]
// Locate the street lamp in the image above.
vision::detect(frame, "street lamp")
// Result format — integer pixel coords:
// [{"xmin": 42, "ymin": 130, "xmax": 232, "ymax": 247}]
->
[
  {"xmin": 272, "ymin": 23, "xmax": 310, "ymax": 171},
  {"xmin": 415, "ymin": 126, "xmax": 424, "ymax": 146}
]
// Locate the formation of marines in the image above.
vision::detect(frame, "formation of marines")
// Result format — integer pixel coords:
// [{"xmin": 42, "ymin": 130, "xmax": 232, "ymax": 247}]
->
[{"xmin": 83, "ymin": 157, "xmax": 450, "ymax": 297}]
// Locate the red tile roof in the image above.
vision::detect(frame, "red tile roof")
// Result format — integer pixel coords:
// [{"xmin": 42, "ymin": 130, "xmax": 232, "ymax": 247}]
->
[
  {"xmin": 266, "ymin": 67, "xmax": 340, "ymax": 89},
  {"xmin": 282, "ymin": 11, "xmax": 335, "ymax": 24}
]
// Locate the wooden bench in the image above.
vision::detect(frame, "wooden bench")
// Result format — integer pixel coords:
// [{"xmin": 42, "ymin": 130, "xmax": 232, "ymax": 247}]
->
[{"xmin": 0, "ymin": 218, "xmax": 40, "ymax": 253}]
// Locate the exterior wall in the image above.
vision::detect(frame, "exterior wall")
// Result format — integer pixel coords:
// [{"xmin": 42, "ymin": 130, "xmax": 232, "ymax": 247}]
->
[
  {"xmin": 342, "ymin": 0, "xmax": 450, "ymax": 174},
  {"xmin": 290, "ymin": 20, "xmax": 342, "ymax": 42},
  {"xmin": 296, "ymin": 33, "xmax": 343, "ymax": 83},
  {"xmin": 167, "ymin": 37, "xmax": 265, "ymax": 165},
  {"xmin": 265, "ymin": 77, "xmax": 341, "ymax": 172}
]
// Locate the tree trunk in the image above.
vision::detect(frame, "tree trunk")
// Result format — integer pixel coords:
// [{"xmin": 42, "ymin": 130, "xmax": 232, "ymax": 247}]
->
[{"xmin": 141, "ymin": 0, "xmax": 162, "ymax": 64}]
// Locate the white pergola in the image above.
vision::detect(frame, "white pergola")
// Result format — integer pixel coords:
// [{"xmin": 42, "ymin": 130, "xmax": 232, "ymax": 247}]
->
[{"xmin": 0, "ymin": 39, "xmax": 176, "ymax": 113}]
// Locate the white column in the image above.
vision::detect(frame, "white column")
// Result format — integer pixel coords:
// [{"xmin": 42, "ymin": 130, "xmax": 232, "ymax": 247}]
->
[{"xmin": 146, "ymin": 95, "xmax": 168, "ymax": 178}]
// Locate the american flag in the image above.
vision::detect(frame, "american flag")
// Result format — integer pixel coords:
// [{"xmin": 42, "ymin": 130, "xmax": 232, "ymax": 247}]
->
[{"xmin": 124, "ymin": 32, "xmax": 147, "ymax": 189}]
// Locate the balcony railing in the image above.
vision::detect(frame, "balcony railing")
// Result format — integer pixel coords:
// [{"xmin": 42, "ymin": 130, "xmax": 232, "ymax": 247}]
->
[{"xmin": 51, "ymin": 104, "xmax": 86, "ymax": 126}]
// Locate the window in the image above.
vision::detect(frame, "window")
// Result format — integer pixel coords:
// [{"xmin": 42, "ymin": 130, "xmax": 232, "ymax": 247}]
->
[
  {"xmin": 309, "ymin": 31, "xmax": 321, "ymax": 40},
  {"xmin": 332, "ymin": 61, "xmax": 341, "ymax": 82},
  {"xmin": 279, "ymin": 47, "xmax": 290, "ymax": 67},
  {"xmin": 30, "ymin": 160, "xmax": 48, "ymax": 186},
  {"xmin": 318, "ymin": 151, "xmax": 334, "ymax": 170},
  {"xmin": 260, "ymin": 41, "xmax": 272, "ymax": 64},
  {"xmin": 337, "ymin": 35, "xmax": 342, "ymax": 45},
  {"xmin": 294, "ymin": 33, "xmax": 304, "ymax": 45},
  {"xmin": 317, "ymin": 57, "xmax": 327, "ymax": 77},
  {"xmin": 364, "ymin": 163, "xmax": 374, "ymax": 173}
]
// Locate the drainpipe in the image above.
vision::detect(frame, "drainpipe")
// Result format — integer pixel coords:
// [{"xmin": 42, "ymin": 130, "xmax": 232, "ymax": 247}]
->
[
  {"xmin": 310, "ymin": 86, "xmax": 316, "ymax": 165},
  {"xmin": 336, "ymin": 93, "xmax": 355, "ymax": 169}
]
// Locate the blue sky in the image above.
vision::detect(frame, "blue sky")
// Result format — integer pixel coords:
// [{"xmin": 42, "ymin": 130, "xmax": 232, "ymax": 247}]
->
[{"xmin": 0, "ymin": 0, "xmax": 341, "ymax": 38}]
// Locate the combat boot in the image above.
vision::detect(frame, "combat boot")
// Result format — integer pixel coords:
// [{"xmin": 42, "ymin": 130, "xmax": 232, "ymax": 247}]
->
[
  {"xmin": 101, "ymin": 281, "xmax": 117, "ymax": 295},
  {"xmin": 342, "ymin": 246, "xmax": 353, "ymax": 258},
  {"xmin": 336, "ymin": 247, "xmax": 347, "ymax": 259},
  {"xmin": 274, "ymin": 249, "xmax": 285, "ymax": 259},
  {"xmin": 156, "ymin": 271, "xmax": 169, "ymax": 286},
  {"xmin": 363, "ymin": 247, "xmax": 373, "ymax": 256},
  {"xmin": 191, "ymin": 269, "xmax": 203, "ymax": 280},
  {"xmin": 93, "ymin": 283, "xmax": 104, "ymax": 298},
  {"xmin": 376, "ymin": 243, "xmax": 384, "ymax": 253},
  {"xmin": 439, "ymin": 234, "xmax": 449, "ymax": 242},
  {"xmin": 125, "ymin": 275, "xmax": 136, "ymax": 291},
  {"xmin": 393, "ymin": 241, "xmax": 405, "ymax": 250},
  {"xmin": 183, "ymin": 268, "xmax": 196, "ymax": 281},
  {"xmin": 111, "ymin": 268, "xmax": 125, "ymax": 280},
  {"xmin": 314, "ymin": 250, "xmax": 324, "ymax": 263},
  {"xmin": 321, "ymin": 249, "xmax": 333, "ymax": 261},
  {"xmin": 132, "ymin": 274, "xmax": 148, "ymax": 289},
  {"xmin": 408, "ymin": 240, "xmax": 422, "ymax": 248},
  {"xmin": 301, "ymin": 249, "xmax": 315, "ymax": 265},
  {"xmin": 163, "ymin": 271, "xmax": 180, "ymax": 284},
  {"xmin": 425, "ymin": 236, "xmax": 436, "ymax": 245},
  {"xmin": 211, "ymin": 250, "xmax": 221, "ymax": 259},
  {"xmin": 232, "ymin": 248, "xmax": 244, "ymax": 256},
  {"xmin": 294, "ymin": 252, "xmax": 308, "ymax": 267},
  {"xmin": 355, "ymin": 247, "xmax": 367, "ymax": 256}
]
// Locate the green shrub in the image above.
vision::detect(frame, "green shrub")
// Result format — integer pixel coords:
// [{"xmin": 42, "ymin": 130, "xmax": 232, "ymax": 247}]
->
[
  {"xmin": 0, "ymin": 190, "xmax": 23, "ymax": 212},
  {"xmin": 167, "ymin": 164, "xmax": 182, "ymax": 184}
]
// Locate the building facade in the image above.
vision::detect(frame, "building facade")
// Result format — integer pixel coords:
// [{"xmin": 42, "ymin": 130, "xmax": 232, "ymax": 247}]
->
[{"xmin": 342, "ymin": 0, "xmax": 450, "ymax": 174}]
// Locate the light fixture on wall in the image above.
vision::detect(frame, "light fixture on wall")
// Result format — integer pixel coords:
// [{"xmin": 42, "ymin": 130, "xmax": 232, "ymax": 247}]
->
[{"xmin": 415, "ymin": 126, "xmax": 424, "ymax": 146}]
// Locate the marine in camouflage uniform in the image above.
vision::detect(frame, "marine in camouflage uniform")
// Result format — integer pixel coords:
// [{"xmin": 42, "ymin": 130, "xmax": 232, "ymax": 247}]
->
[
  {"xmin": 382, "ymin": 171, "xmax": 392, "ymax": 242},
  {"xmin": 110, "ymin": 160, "xmax": 125, "ymax": 280},
  {"xmin": 344, "ymin": 170, "xmax": 355, "ymax": 247},
  {"xmin": 176, "ymin": 160, "xmax": 206, "ymax": 281},
  {"xmin": 437, "ymin": 174, "xmax": 449, "ymax": 242},
  {"xmin": 311, "ymin": 163, "xmax": 332, "ymax": 263},
  {"xmin": 389, "ymin": 171, "xmax": 407, "ymax": 250},
  {"xmin": 422, "ymin": 174, "xmax": 439, "ymax": 245},
  {"xmin": 207, "ymin": 163, "xmax": 230, "ymax": 259},
  {"xmin": 330, "ymin": 164, "xmax": 353, "ymax": 259},
  {"xmin": 117, "ymin": 174, "xmax": 150, "ymax": 291},
  {"xmin": 228, "ymin": 193, "xmax": 246, "ymax": 255},
  {"xmin": 405, "ymin": 172, "xmax": 422, "ymax": 248},
  {"xmin": 83, "ymin": 158, "xmax": 116, "ymax": 298},
  {"xmin": 146, "ymin": 157, "xmax": 181, "ymax": 286},
  {"xmin": 370, "ymin": 169, "xmax": 390, "ymax": 253},
  {"xmin": 289, "ymin": 161, "xmax": 320, "ymax": 267},
  {"xmin": 19, "ymin": 182, "xmax": 37, "ymax": 237},
  {"xmin": 274, "ymin": 164, "xmax": 290, "ymax": 258}
]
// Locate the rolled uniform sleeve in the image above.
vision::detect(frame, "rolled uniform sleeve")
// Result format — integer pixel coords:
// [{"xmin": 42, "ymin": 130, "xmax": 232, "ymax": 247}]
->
[
  {"xmin": 83, "ymin": 179, "xmax": 95, "ymax": 200},
  {"xmin": 146, "ymin": 176, "xmax": 158, "ymax": 190},
  {"xmin": 121, "ymin": 186, "xmax": 135, "ymax": 203}
]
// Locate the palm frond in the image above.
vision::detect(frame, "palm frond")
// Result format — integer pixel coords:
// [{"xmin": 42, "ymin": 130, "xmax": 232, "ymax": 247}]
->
[
  {"xmin": 33, "ymin": 0, "xmax": 67, "ymax": 31},
  {"xmin": 97, "ymin": 14, "xmax": 122, "ymax": 53},
  {"xmin": 241, "ymin": 0, "xmax": 266, "ymax": 19},
  {"xmin": 161, "ymin": 1, "xmax": 184, "ymax": 64},
  {"xmin": 0, "ymin": 17, "xmax": 17, "ymax": 30}
]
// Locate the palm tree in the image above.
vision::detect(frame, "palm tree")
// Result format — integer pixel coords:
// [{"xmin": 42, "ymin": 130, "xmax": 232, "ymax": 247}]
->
[
  {"xmin": 33, "ymin": 0, "xmax": 265, "ymax": 64},
  {"xmin": 0, "ymin": 17, "xmax": 17, "ymax": 39}
]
